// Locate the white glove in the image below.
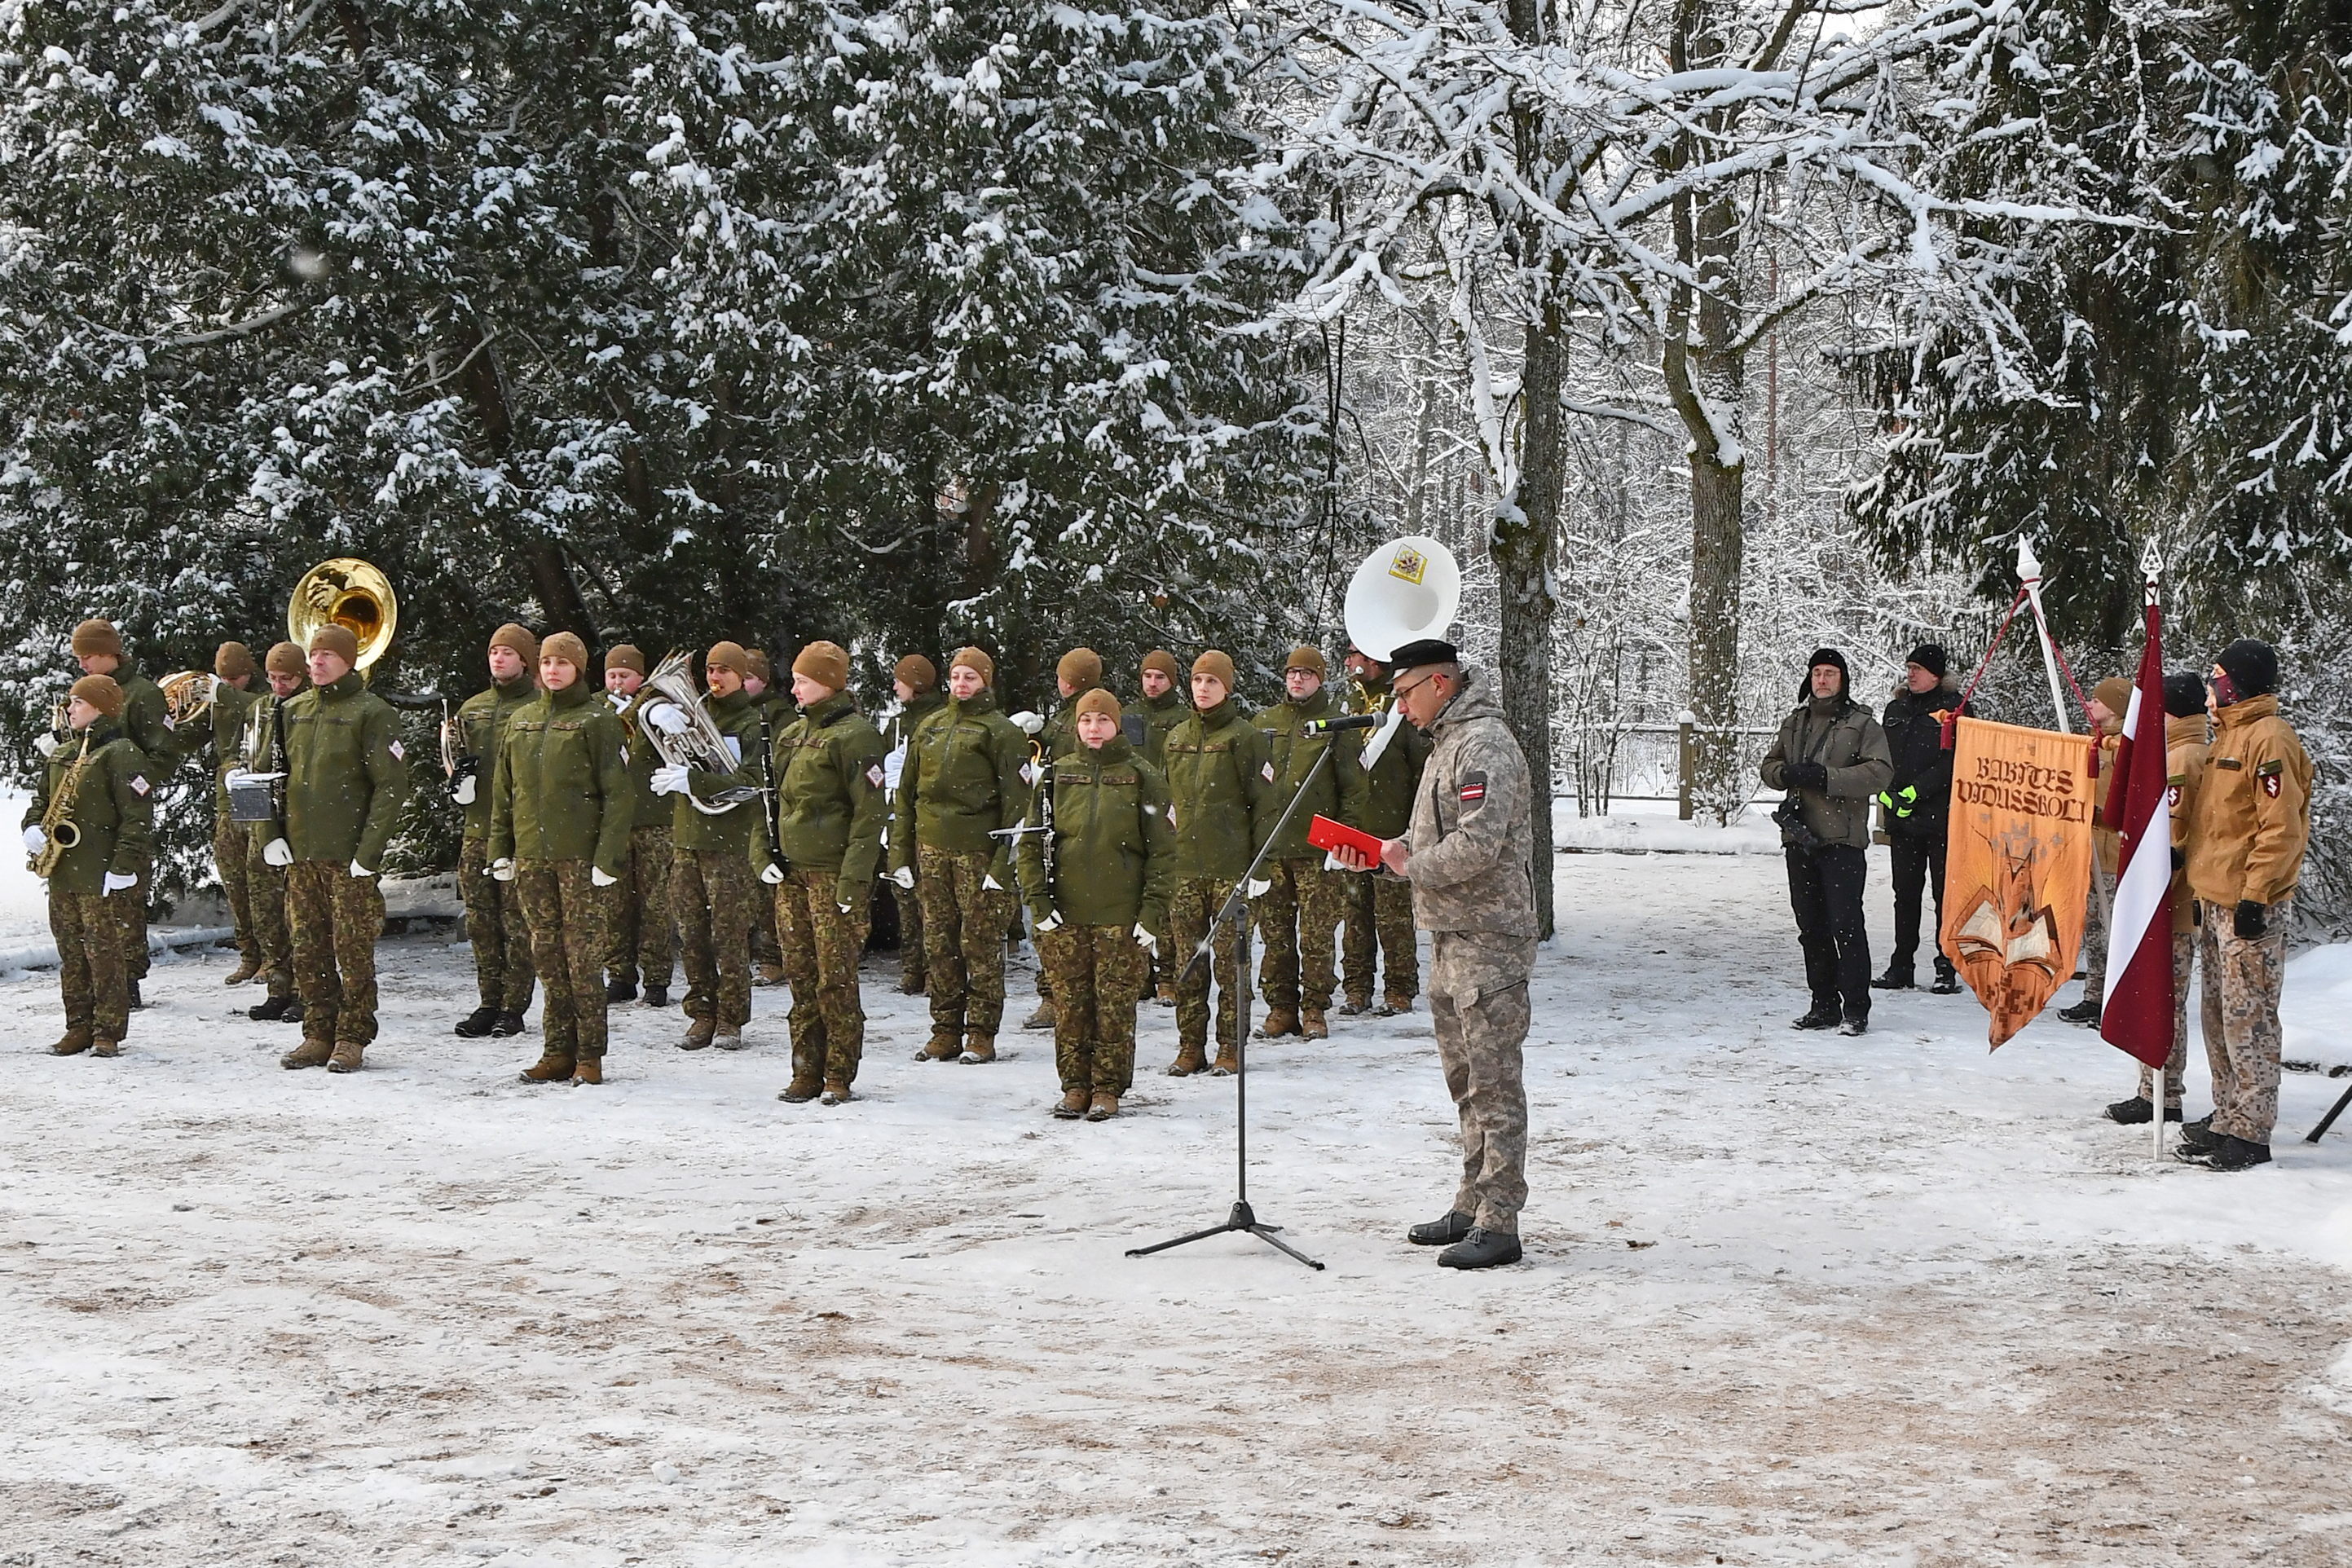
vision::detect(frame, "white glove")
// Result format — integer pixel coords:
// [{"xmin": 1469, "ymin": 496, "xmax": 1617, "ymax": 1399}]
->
[
  {"xmin": 34, "ymin": 733, "xmax": 59, "ymax": 758},
  {"xmin": 606, "ymin": 691, "xmax": 630, "ymax": 712},
  {"xmin": 891, "ymin": 865, "xmax": 915, "ymax": 891},
  {"xmin": 22, "ymin": 826, "xmax": 45, "ymax": 857},
  {"xmin": 451, "ymin": 773, "xmax": 478, "ymax": 806},
  {"xmin": 1010, "ymin": 710, "xmax": 1044, "ymax": 736},
  {"xmin": 983, "ymin": 874, "xmax": 1003, "ymax": 892},
  {"xmin": 1247, "ymin": 878, "xmax": 1271, "ymax": 899},
  {"xmin": 651, "ymin": 763, "xmax": 690, "ymax": 796},
  {"xmin": 262, "ymin": 837, "xmax": 293, "ymax": 868},
  {"xmin": 592, "ymin": 866, "xmax": 618, "ymax": 888},
  {"xmin": 103, "ymin": 870, "xmax": 139, "ymax": 894},
  {"xmin": 645, "ymin": 702, "xmax": 692, "ymax": 735},
  {"xmin": 760, "ymin": 861, "xmax": 786, "ymax": 885},
  {"xmin": 1034, "ymin": 911, "xmax": 1063, "ymax": 934},
  {"xmin": 491, "ymin": 857, "xmax": 516, "ymax": 883},
  {"xmin": 837, "ymin": 900, "xmax": 854, "ymax": 915},
  {"xmin": 349, "ymin": 860, "xmax": 375, "ymax": 879},
  {"xmin": 1133, "ymin": 923, "xmax": 1157, "ymax": 954}
]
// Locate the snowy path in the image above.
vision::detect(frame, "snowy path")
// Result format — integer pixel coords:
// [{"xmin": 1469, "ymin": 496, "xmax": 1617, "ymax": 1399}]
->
[{"xmin": 2, "ymin": 853, "xmax": 2349, "ymax": 1566}]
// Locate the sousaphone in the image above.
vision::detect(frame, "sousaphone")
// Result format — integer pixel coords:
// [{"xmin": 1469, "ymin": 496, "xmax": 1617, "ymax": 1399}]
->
[{"xmin": 1342, "ymin": 535, "xmax": 1461, "ymax": 765}]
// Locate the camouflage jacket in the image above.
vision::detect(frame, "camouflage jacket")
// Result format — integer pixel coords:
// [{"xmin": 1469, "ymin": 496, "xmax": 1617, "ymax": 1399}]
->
[
  {"xmin": 755, "ymin": 691, "xmax": 890, "ymax": 906},
  {"xmin": 1403, "ymin": 669, "xmax": 1537, "ymax": 938},
  {"xmin": 1015, "ymin": 734, "xmax": 1175, "ymax": 934},
  {"xmin": 488, "ymin": 680, "xmax": 634, "ymax": 874},
  {"xmin": 22, "ymin": 719, "xmax": 154, "ymax": 896}
]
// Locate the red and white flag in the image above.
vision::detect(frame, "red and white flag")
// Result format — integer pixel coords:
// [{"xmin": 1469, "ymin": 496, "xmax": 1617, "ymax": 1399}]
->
[{"xmin": 2099, "ymin": 601, "xmax": 2173, "ymax": 1069}]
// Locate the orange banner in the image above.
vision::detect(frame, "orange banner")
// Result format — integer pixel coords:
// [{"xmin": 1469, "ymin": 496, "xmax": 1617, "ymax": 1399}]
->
[{"xmin": 1940, "ymin": 716, "xmax": 2098, "ymax": 1046}]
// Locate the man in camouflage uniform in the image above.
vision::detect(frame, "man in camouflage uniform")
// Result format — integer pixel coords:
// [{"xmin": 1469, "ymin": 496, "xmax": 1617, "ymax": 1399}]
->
[
  {"xmin": 2178, "ymin": 640, "xmax": 2311, "ymax": 1171},
  {"xmin": 755, "ymin": 641, "xmax": 889, "ymax": 1104},
  {"xmin": 1021, "ymin": 647, "xmax": 1106, "ymax": 1032},
  {"xmin": 892, "ymin": 645, "xmax": 1030, "ymax": 1064},
  {"xmin": 167, "ymin": 641, "xmax": 266, "ymax": 985},
  {"xmin": 271, "ymin": 624, "xmax": 411, "ymax": 1073},
  {"xmin": 1335, "ymin": 639, "xmax": 1535, "ymax": 1271},
  {"xmin": 1161, "ymin": 650, "xmax": 1275, "ymax": 1076},
  {"xmin": 2107, "ymin": 672, "xmax": 2209, "ymax": 1125},
  {"xmin": 64, "ymin": 619, "xmax": 168, "ymax": 1007},
  {"xmin": 1340, "ymin": 642, "xmax": 1432, "ymax": 1016},
  {"xmin": 651, "ymin": 640, "xmax": 767, "ymax": 1050},
  {"xmin": 24, "ymin": 674, "xmax": 154, "ymax": 1057},
  {"xmin": 742, "ymin": 648, "xmax": 792, "ymax": 988},
  {"xmin": 1124, "ymin": 649, "xmax": 1190, "ymax": 1004},
  {"xmin": 883, "ymin": 654, "xmax": 947, "ymax": 995},
  {"xmin": 240, "ymin": 644, "xmax": 309, "ymax": 1023},
  {"xmin": 1018, "ymin": 689, "xmax": 1174, "ymax": 1119},
  {"xmin": 1251, "ymin": 645, "xmax": 1368, "ymax": 1041},
  {"xmin": 599, "ymin": 644, "xmax": 676, "ymax": 1006},
  {"xmin": 490, "ymin": 632, "xmax": 633, "ymax": 1086},
  {"xmin": 451, "ymin": 623, "xmax": 541, "ymax": 1037}
]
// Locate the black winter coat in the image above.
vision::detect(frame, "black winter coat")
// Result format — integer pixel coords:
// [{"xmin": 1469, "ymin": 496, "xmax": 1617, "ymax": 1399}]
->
[{"xmin": 1878, "ymin": 675, "xmax": 1971, "ymax": 838}]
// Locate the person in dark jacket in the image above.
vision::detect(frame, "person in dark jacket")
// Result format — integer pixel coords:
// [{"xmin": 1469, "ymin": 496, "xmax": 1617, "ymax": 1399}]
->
[
  {"xmin": 1872, "ymin": 645, "xmax": 1970, "ymax": 994},
  {"xmin": 1759, "ymin": 648, "xmax": 1892, "ymax": 1034}
]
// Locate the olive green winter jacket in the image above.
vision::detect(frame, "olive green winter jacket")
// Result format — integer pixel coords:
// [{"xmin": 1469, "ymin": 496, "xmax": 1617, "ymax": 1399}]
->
[
  {"xmin": 893, "ymin": 689, "xmax": 1032, "ymax": 881},
  {"xmin": 607, "ymin": 689, "xmax": 670, "ymax": 830},
  {"xmin": 22, "ymin": 720, "xmax": 154, "ymax": 896},
  {"xmin": 282, "ymin": 670, "xmax": 412, "ymax": 868},
  {"xmin": 1015, "ymin": 734, "xmax": 1175, "ymax": 934},
  {"xmin": 488, "ymin": 680, "xmax": 634, "ymax": 875},
  {"xmin": 670, "ymin": 688, "xmax": 766, "ymax": 857},
  {"xmin": 754, "ymin": 691, "xmax": 890, "ymax": 907},
  {"xmin": 1161, "ymin": 698, "xmax": 1276, "ymax": 883},
  {"xmin": 452, "ymin": 673, "xmax": 538, "ymax": 838},
  {"xmin": 1125, "ymin": 689, "xmax": 1189, "ymax": 769},
  {"xmin": 1257, "ymin": 688, "xmax": 1370, "ymax": 860},
  {"xmin": 1347, "ymin": 673, "xmax": 1434, "ymax": 839}
]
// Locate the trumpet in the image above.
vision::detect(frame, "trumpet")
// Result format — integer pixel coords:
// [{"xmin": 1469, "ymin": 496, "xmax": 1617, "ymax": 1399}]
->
[
  {"xmin": 160, "ymin": 670, "xmax": 217, "ymax": 729},
  {"xmin": 641, "ymin": 651, "xmax": 756, "ymax": 816}
]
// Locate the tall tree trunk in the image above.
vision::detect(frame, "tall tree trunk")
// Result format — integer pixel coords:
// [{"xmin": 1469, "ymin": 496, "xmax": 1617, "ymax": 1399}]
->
[
  {"xmin": 1496, "ymin": 301, "xmax": 1561, "ymax": 939},
  {"xmin": 459, "ymin": 331, "xmax": 596, "ymax": 637}
]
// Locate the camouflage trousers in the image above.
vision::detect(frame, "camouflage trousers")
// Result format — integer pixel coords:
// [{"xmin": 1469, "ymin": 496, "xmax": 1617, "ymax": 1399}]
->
[
  {"xmin": 2199, "ymin": 895, "xmax": 2293, "ymax": 1144},
  {"xmin": 1429, "ymin": 930, "xmax": 1535, "ymax": 1236},
  {"xmin": 287, "ymin": 862, "xmax": 386, "ymax": 1046},
  {"xmin": 2136, "ymin": 927, "xmax": 2199, "ymax": 1108},
  {"xmin": 1254, "ymin": 855, "xmax": 1347, "ymax": 1012},
  {"xmin": 245, "ymin": 830, "xmax": 293, "ymax": 999},
  {"xmin": 1043, "ymin": 924, "xmax": 1149, "ymax": 1095},
  {"xmin": 672, "ymin": 849, "xmax": 755, "ymax": 1031},
  {"xmin": 113, "ymin": 852, "xmax": 151, "ymax": 982},
  {"xmin": 460, "ymin": 835, "xmax": 535, "ymax": 1012},
  {"xmin": 1341, "ymin": 871, "xmax": 1419, "ymax": 1004},
  {"xmin": 520, "ymin": 860, "xmax": 610, "ymax": 1062},
  {"xmin": 917, "ymin": 845, "xmax": 1015, "ymax": 1034},
  {"xmin": 2081, "ymin": 853, "xmax": 2116, "ymax": 1003},
  {"xmin": 1169, "ymin": 875, "xmax": 1251, "ymax": 1052},
  {"xmin": 214, "ymin": 804, "xmax": 260, "ymax": 968},
  {"xmin": 893, "ymin": 879, "xmax": 925, "ymax": 988},
  {"xmin": 51, "ymin": 886, "xmax": 128, "ymax": 1042},
  {"xmin": 775, "ymin": 865, "xmax": 871, "ymax": 1086},
  {"xmin": 752, "ymin": 878, "xmax": 782, "ymax": 972},
  {"xmin": 603, "ymin": 824, "xmax": 676, "ymax": 989}
]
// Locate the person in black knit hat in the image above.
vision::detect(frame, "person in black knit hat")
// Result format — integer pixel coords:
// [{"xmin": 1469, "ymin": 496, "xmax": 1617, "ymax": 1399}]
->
[{"xmin": 1871, "ymin": 643, "xmax": 1977, "ymax": 994}]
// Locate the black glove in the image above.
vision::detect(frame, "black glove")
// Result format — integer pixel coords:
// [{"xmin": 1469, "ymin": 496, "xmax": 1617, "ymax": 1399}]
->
[
  {"xmin": 1782, "ymin": 762, "xmax": 1829, "ymax": 793},
  {"xmin": 2169, "ymin": 846, "xmax": 2185, "ymax": 873},
  {"xmin": 2233, "ymin": 899, "xmax": 2266, "ymax": 940}
]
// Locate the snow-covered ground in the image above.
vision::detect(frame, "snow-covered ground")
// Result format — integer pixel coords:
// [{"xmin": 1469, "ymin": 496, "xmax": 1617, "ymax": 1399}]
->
[{"xmin": 3, "ymin": 848, "xmax": 2350, "ymax": 1566}]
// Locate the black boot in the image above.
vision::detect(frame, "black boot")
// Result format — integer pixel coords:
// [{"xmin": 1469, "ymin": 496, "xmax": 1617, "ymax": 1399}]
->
[
  {"xmin": 606, "ymin": 977, "xmax": 638, "ymax": 1004},
  {"xmin": 1407, "ymin": 1211, "xmax": 1473, "ymax": 1247},
  {"xmin": 1437, "ymin": 1228, "xmax": 1522, "ymax": 1270},
  {"xmin": 1837, "ymin": 1014, "xmax": 1870, "ymax": 1037},
  {"xmin": 453, "ymin": 1006, "xmax": 500, "ymax": 1037},
  {"xmin": 248, "ymin": 993, "xmax": 293, "ymax": 1023},
  {"xmin": 489, "ymin": 1011, "xmax": 528, "ymax": 1037},
  {"xmin": 1790, "ymin": 1003, "xmax": 1840, "ymax": 1030},
  {"xmin": 2204, "ymin": 1134, "xmax": 2273, "ymax": 1171},
  {"xmin": 2056, "ymin": 997, "xmax": 2102, "ymax": 1026},
  {"xmin": 2177, "ymin": 1113, "xmax": 2219, "ymax": 1153},
  {"xmin": 2105, "ymin": 1097, "xmax": 2183, "ymax": 1125},
  {"xmin": 641, "ymin": 984, "xmax": 670, "ymax": 1008},
  {"xmin": 1870, "ymin": 964, "xmax": 1914, "ymax": 990},
  {"xmin": 127, "ymin": 980, "xmax": 147, "ymax": 1011},
  {"xmin": 1929, "ymin": 962, "xmax": 1961, "ymax": 995},
  {"xmin": 282, "ymin": 998, "xmax": 304, "ymax": 1024}
]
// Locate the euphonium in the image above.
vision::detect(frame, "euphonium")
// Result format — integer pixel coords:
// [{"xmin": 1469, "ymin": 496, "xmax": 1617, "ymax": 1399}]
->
[{"xmin": 640, "ymin": 651, "xmax": 755, "ymax": 816}]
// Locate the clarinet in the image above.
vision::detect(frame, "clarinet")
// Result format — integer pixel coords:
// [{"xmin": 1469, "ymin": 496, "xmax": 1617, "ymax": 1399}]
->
[
  {"xmin": 1036, "ymin": 739, "xmax": 1056, "ymax": 907},
  {"xmin": 759, "ymin": 707, "xmax": 784, "ymax": 869}
]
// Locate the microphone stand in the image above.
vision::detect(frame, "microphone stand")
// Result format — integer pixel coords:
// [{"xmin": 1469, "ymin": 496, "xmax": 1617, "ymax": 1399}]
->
[{"xmin": 1128, "ymin": 742, "xmax": 1346, "ymax": 1272}]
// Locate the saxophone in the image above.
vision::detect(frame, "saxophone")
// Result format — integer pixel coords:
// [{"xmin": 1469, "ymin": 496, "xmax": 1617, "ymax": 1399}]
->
[{"xmin": 31, "ymin": 733, "xmax": 93, "ymax": 878}]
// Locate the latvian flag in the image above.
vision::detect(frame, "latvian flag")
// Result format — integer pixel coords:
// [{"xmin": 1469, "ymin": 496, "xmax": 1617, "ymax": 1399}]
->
[{"xmin": 2099, "ymin": 600, "xmax": 2173, "ymax": 1069}]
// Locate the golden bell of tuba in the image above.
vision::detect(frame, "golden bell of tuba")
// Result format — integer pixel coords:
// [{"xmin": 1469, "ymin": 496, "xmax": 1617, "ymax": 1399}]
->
[{"xmin": 287, "ymin": 557, "xmax": 399, "ymax": 674}]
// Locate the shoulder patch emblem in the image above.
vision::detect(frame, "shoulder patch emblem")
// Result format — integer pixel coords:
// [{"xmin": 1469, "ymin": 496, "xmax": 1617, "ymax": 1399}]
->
[
  {"xmin": 2166, "ymin": 784, "xmax": 2181, "ymax": 809},
  {"xmin": 1261, "ymin": 761, "xmax": 1275, "ymax": 783},
  {"xmin": 1459, "ymin": 771, "xmax": 1487, "ymax": 807},
  {"xmin": 389, "ymin": 739, "xmax": 405, "ymax": 761},
  {"xmin": 865, "ymin": 764, "xmax": 885, "ymax": 789},
  {"xmin": 2262, "ymin": 772, "xmax": 2281, "ymax": 799},
  {"xmin": 129, "ymin": 774, "xmax": 151, "ymax": 796}
]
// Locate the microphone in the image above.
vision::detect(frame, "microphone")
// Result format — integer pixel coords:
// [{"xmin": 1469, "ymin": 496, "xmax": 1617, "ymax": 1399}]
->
[{"xmin": 1302, "ymin": 713, "xmax": 1384, "ymax": 735}]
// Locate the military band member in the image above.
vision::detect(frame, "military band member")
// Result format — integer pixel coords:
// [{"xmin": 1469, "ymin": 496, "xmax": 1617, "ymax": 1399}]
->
[
  {"xmin": 1018, "ymin": 689, "xmax": 1174, "ymax": 1121},
  {"xmin": 178, "ymin": 641, "xmax": 266, "ymax": 985},
  {"xmin": 1253, "ymin": 645, "xmax": 1368, "ymax": 1041},
  {"xmin": 65, "ymin": 619, "xmax": 167, "ymax": 1009},
  {"xmin": 489, "ymin": 632, "xmax": 632, "ymax": 1086},
  {"xmin": 892, "ymin": 645, "xmax": 1030, "ymax": 1065},
  {"xmin": 270, "ymin": 624, "xmax": 411, "ymax": 1073},
  {"xmin": 1341, "ymin": 642, "xmax": 1431, "ymax": 1015},
  {"xmin": 883, "ymin": 655, "xmax": 948, "ymax": 995},
  {"xmin": 650, "ymin": 640, "xmax": 765, "ymax": 1051},
  {"xmin": 600, "ymin": 644, "xmax": 675, "ymax": 1007},
  {"xmin": 1161, "ymin": 650, "xmax": 1275, "ymax": 1077},
  {"xmin": 242, "ymin": 643, "xmax": 310, "ymax": 1023},
  {"xmin": 24, "ymin": 675, "xmax": 153, "ymax": 1058},
  {"xmin": 1130, "ymin": 649, "xmax": 1190, "ymax": 1003},
  {"xmin": 755, "ymin": 641, "xmax": 889, "ymax": 1105},
  {"xmin": 742, "ymin": 648, "xmax": 791, "ymax": 988},
  {"xmin": 1023, "ymin": 646, "xmax": 1106, "ymax": 1032},
  {"xmin": 451, "ymin": 624, "xmax": 541, "ymax": 1038}
]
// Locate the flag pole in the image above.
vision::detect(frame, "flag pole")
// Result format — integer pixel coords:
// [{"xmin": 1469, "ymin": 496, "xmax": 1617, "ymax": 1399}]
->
[
  {"xmin": 2016, "ymin": 538, "xmax": 2072, "ymax": 733},
  {"xmin": 2142, "ymin": 541, "xmax": 2165, "ymax": 1163}
]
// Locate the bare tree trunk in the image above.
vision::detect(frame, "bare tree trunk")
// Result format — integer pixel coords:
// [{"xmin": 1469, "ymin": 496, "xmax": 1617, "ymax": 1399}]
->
[
  {"xmin": 1496, "ymin": 303, "xmax": 1561, "ymax": 939},
  {"xmin": 459, "ymin": 331, "xmax": 597, "ymax": 637}
]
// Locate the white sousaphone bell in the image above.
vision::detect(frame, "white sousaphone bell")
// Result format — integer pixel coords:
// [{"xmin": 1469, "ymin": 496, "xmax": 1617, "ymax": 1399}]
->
[{"xmin": 1341, "ymin": 535, "xmax": 1460, "ymax": 768}]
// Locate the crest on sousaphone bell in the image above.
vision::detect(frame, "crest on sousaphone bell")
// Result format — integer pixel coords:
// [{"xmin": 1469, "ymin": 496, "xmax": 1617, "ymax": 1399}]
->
[{"xmin": 1343, "ymin": 535, "xmax": 1460, "ymax": 663}]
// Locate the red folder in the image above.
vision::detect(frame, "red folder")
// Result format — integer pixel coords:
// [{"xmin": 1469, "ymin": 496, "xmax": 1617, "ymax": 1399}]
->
[{"xmin": 1307, "ymin": 814, "xmax": 1385, "ymax": 859}]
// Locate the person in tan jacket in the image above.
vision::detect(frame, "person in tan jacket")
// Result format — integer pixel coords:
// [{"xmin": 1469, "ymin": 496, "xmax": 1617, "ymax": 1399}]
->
[
  {"xmin": 2176, "ymin": 640, "xmax": 2311, "ymax": 1170},
  {"xmin": 2105, "ymin": 673, "xmax": 2209, "ymax": 1125}
]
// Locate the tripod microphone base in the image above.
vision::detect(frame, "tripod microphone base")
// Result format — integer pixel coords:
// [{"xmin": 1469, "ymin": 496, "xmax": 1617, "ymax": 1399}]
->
[{"xmin": 1127, "ymin": 1200, "xmax": 1325, "ymax": 1271}]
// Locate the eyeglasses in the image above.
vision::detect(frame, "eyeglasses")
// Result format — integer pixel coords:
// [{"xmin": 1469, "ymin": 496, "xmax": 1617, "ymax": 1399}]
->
[{"xmin": 1393, "ymin": 671, "xmax": 1442, "ymax": 701}]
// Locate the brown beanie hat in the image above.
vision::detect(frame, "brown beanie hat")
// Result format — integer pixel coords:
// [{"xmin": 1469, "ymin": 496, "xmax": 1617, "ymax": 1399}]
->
[
  {"xmin": 1141, "ymin": 649, "xmax": 1181, "ymax": 681},
  {"xmin": 744, "ymin": 648, "xmax": 773, "ymax": 685},
  {"xmin": 706, "ymin": 640, "xmax": 750, "ymax": 679},
  {"xmin": 490, "ymin": 622, "xmax": 540, "ymax": 667},
  {"xmin": 1074, "ymin": 687, "xmax": 1121, "ymax": 721},
  {"xmin": 1192, "ymin": 650, "xmax": 1236, "ymax": 689},
  {"xmin": 71, "ymin": 619, "xmax": 123, "ymax": 660},
  {"xmin": 1057, "ymin": 647, "xmax": 1103, "ymax": 689},
  {"xmin": 214, "ymin": 641, "xmax": 256, "ymax": 682},
  {"xmin": 893, "ymin": 654, "xmax": 937, "ymax": 694},
  {"xmin": 308, "ymin": 623, "xmax": 359, "ymax": 663},
  {"xmin": 949, "ymin": 645, "xmax": 995, "ymax": 685},
  {"xmin": 70, "ymin": 673, "xmax": 124, "ymax": 718},
  {"xmin": 541, "ymin": 631, "xmax": 588, "ymax": 669},
  {"xmin": 1284, "ymin": 645, "xmax": 1328, "ymax": 676},
  {"xmin": 603, "ymin": 643, "xmax": 645, "ymax": 677},
  {"xmin": 2093, "ymin": 676, "xmax": 2132, "ymax": 716},
  {"xmin": 265, "ymin": 641, "xmax": 306, "ymax": 677},
  {"xmin": 793, "ymin": 641, "xmax": 851, "ymax": 692}
]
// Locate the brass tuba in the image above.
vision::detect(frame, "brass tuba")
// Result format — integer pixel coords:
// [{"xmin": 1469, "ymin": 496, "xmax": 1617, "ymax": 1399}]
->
[
  {"xmin": 160, "ymin": 670, "xmax": 218, "ymax": 729},
  {"xmin": 640, "ymin": 651, "xmax": 757, "ymax": 815},
  {"xmin": 287, "ymin": 557, "xmax": 398, "ymax": 675}
]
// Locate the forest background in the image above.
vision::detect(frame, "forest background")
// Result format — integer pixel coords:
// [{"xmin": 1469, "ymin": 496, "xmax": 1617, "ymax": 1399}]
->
[{"xmin": 2, "ymin": 0, "xmax": 2345, "ymax": 936}]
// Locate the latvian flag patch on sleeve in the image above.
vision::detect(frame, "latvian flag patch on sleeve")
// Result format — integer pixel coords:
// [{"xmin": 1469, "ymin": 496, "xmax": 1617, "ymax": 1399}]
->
[{"xmin": 1459, "ymin": 773, "xmax": 1487, "ymax": 806}]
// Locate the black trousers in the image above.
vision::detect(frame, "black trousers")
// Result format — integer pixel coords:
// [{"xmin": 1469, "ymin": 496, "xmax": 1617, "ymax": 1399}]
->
[
  {"xmin": 1786, "ymin": 844, "xmax": 1871, "ymax": 1019},
  {"xmin": 1887, "ymin": 831, "xmax": 1949, "ymax": 975}
]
